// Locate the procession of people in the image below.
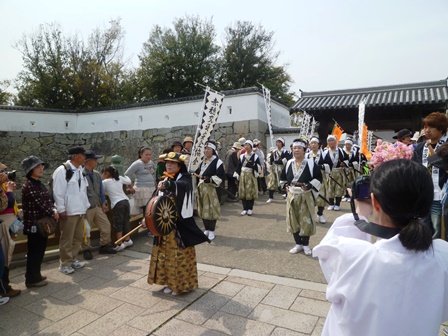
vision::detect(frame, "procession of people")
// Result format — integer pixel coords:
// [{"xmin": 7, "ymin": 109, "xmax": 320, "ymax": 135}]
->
[{"xmin": 1, "ymin": 123, "xmax": 448, "ymax": 334}]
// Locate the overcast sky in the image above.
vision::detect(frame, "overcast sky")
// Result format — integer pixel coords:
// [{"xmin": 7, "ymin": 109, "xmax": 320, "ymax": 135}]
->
[{"xmin": 1, "ymin": 0, "xmax": 447, "ymax": 95}]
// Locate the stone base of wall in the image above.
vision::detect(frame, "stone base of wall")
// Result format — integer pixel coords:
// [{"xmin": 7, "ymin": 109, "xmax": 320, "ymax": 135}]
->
[{"xmin": 0, "ymin": 121, "xmax": 268, "ymax": 201}]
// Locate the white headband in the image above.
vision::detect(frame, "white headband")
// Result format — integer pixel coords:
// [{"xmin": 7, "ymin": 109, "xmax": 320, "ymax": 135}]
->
[
  {"xmin": 327, "ymin": 135, "xmax": 337, "ymax": 141},
  {"xmin": 276, "ymin": 137, "xmax": 285, "ymax": 146},
  {"xmin": 310, "ymin": 137, "xmax": 320, "ymax": 144},
  {"xmin": 206, "ymin": 142, "xmax": 217, "ymax": 151},
  {"xmin": 293, "ymin": 141, "xmax": 307, "ymax": 148},
  {"xmin": 345, "ymin": 139, "xmax": 353, "ymax": 145},
  {"xmin": 245, "ymin": 140, "xmax": 254, "ymax": 148}
]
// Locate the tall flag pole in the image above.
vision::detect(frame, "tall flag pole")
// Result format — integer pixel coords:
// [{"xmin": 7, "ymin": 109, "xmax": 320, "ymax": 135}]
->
[
  {"xmin": 358, "ymin": 97, "xmax": 367, "ymax": 163},
  {"xmin": 189, "ymin": 87, "xmax": 225, "ymax": 173},
  {"xmin": 262, "ymin": 85, "xmax": 275, "ymax": 150}
]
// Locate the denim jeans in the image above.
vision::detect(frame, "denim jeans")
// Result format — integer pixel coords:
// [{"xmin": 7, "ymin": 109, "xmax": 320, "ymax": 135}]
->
[{"xmin": 424, "ymin": 200, "xmax": 442, "ymax": 239}]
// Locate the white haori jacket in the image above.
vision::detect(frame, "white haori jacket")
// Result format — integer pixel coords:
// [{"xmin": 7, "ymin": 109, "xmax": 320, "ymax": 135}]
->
[{"xmin": 313, "ymin": 213, "xmax": 448, "ymax": 336}]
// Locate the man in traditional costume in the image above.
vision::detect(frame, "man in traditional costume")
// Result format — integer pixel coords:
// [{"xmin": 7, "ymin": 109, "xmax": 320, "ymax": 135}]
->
[
  {"xmin": 322, "ymin": 135, "xmax": 349, "ymax": 211},
  {"xmin": 282, "ymin": 137, "xmax": 322, "ymax": 255},
  {"xmin": 266, "ymin": 137, "xmax": 292, "ymax": 203},
  {"xmin": 305, "ymin": 136, "xmax": 327, "ymax": 223},
  {"xmin": 194, "ymin": 141, "xmax": 225, "ymax": 241},
  {"xmin": 234, "ymin": 140, "xmax": 262, "ymax": 216},
  {"xmin": 145, "ymin": 152, "xmax": 209, "ymax": 296}
]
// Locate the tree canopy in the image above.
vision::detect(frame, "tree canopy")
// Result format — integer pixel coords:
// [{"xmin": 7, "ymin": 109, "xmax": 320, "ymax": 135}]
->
[{"xmin": 10, "ymin": 17, "xmax": 294, "ymax": 109}]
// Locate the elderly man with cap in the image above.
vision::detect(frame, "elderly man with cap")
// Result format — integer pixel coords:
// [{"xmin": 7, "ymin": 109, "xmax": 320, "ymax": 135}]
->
[
  {"xmin": 234, "ymin": 140, "xmax": 262, "ymax": 215},
  {"xmin": 266, "ymin": 137, "xmax": 292, "ymax": 203},
  {"xmin": 52, "ymin": 146, "xmax": 90, "ymax": 275},
  {"xmin": 393, "ymin": 129, "xmax": 413, "ymax": 145},
  {"xmin": 322, "ymin": 135, "xmax": 349, "ymax": 211},
  {"xmin": 81, "ymin": 150, "xmax": 116, "ymax": 260}
]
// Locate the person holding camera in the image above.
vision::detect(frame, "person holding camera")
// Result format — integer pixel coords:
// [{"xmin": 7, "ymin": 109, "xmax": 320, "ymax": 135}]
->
[
  {"xmin": 313, "ymin": 159, "xmax": 448, "ymax": 336},
  {"xmin": 0, "ymin": 162, "xmax": 21, "ymax": 297},
  {"xmin": 282, "ymin": 137, "xmax": 322, "ymax": 256},
  {"xmin": 21, "ymin": 156, "xmax": 59, "ymax": 288}
]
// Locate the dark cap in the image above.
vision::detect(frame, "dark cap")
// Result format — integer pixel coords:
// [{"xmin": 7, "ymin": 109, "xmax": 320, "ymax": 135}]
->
[
  {"xmin": 171, "ymin": 140, "xmax": 183, "ymax": 149},
  {"xmin": 85, "ymin": 150, "xmax": 102, "ymax": 160},
  {"xmin": 21, "ymin": 156, "xmax": 46, "ymax": 175},
  {"xmin": 68, "ymin": 146, "xmax": 86, "ymax": 155},
  {"xmin": 392, "ymin": 129, "xmax": 413, "ymax": 140}
]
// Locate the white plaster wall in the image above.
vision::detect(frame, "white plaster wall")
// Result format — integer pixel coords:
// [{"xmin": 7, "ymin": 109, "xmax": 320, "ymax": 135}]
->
[{"xmin": 0, "ymin": 92, "xmax": 290, "ymax": 133}]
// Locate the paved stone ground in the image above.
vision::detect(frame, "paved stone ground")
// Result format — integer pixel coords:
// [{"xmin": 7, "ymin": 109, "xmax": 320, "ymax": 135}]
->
[
  {"xmin": 3, "ymin": 195, "xmax": 447, "ymax": 335},
  {"xmin": 131, "ymin": 192, "xmax": 350, "ymax": 284}
]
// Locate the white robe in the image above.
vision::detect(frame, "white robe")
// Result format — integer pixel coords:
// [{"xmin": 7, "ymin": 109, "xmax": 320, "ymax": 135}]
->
[{"xmin": 313, "ymin": 213, "xmax": 448, "ymax": 336}]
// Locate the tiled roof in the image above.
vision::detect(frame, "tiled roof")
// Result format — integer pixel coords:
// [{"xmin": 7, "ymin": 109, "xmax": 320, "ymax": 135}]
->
[
  {"xmin": 291, "ymin": 79, "xmax": 448, "ymax": 112},
  {"xmin": 0, "ymin": 87, "xmax": 288, "ymax": 113}
]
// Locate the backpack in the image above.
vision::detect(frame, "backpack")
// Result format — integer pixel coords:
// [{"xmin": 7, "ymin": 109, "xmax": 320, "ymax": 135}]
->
[{"xmin": 49, "ymin": 163, "xmax": 74, "ymax": 202}]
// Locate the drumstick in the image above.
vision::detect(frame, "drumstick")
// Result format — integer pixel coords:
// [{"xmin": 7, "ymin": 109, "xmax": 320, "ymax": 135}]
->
[{"xmin": 115, "ymin": 224, "xmax": 143, "ymax": 245}]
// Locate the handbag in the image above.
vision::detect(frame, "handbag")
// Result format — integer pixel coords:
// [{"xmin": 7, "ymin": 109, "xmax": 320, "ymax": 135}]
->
[
  {"xmin": 9, "ymin": 218, "xmax": 24, "ymax": 234},
  {"xmin": 35, "ymin": 216, "xmax": 57, "ymax": 237}
]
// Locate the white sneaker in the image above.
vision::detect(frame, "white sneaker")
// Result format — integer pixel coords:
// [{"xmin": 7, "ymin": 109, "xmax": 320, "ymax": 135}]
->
[
  {"xmin": 123, "ymin": 239, "xmax": 133, "ymax": 248},
  {"xmin": 204, "ymin": 230, "xmax": 210, "ymax": 237},
  {"xmin": 59, "ymin": 266, "xmax": 75, "ymax": 275},
  {"xmin": 163, "ymin": 287, "xmax": 172, "ymax": 294},
  {"xmin": 282, "ymin": 194, "xmax": 287, "ymax": 199},
  {"xmin": 208, "ymin": 231, "xmax": 215, "ymax": 240},
  {"xmin": 327, "ymin": 205, "xmax": 334, "ymax": 210},
  {"xmin": 115, "ymin": 243, "xmax": 125, "ymax": 252},
  {"xmin": 303, "ymin": 246, "xmax": 312, "ymax": 255},
  {"xmin": 0, "ymin": 296, "xmax": 9, "ymax": 305},
  {"xmin": 71, "ymin": 260, "xmax": 85, "ymax": 269},
  {"xmin": 241, "ymin": 210, "xmax": 247, "ymax": 216},
  {"xmin": 345, "ymin": 198, "xmax": 351, "ymax": 202},
  {"xmin": 266, "ymin": 198, "xmax": 273, "ymax": 203},
  {"xmin": 318, "ymin": 215, "xmax": 326, "ymax": 223},
  {"xmin": 289, "ymin": 245, "xmax": 303, "ymax": 254},
  {"xmin": 333, "ymin": 205, "xmax": 340, "ymax": 211},
  {"xmin": 247, "ymin": 210, "xmax": 253, "ymax": 216}
]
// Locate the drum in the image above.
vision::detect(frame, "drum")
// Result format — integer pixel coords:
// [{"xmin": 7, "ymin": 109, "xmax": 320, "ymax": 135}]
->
[{"xmin": 145, "ymin": 195, "xmax": 178, "ymax": 236}]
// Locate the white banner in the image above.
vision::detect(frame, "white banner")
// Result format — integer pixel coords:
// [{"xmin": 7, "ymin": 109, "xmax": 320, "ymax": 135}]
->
[
  {"xmin": 262, "ymin": 86, "xmax": 275, "ymax": 149},
  {"xmin": 308, "ymin": 117, "xmax": 316, "ymax": 139},
  {"xmin": 358, "ymin": 98, "xmax": 366, "ymax": 146},
  {"xmin": 300, "ymin": 112, "xmax": 311, "ymax": 138},
  {"xmin": 189, "ymin": 88, "xmax": 225, "ymax": 172}
]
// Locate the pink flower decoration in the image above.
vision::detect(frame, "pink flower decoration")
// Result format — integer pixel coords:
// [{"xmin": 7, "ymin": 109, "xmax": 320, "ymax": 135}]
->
[{"xmin": 370, "ymin": 140, "xmax": 413, "ymax": 168}]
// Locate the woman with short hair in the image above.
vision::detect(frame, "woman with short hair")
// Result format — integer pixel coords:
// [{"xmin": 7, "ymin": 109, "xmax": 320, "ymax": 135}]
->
[{"xmin": 21, "ymin": 156, "xmax": 59, "ymax": 288}]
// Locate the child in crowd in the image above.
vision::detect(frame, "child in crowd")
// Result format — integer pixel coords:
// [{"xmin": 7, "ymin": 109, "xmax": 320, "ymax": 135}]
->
[{"xmin": 101, "ymin": 166, "xmax": 133, "ymax": 251}]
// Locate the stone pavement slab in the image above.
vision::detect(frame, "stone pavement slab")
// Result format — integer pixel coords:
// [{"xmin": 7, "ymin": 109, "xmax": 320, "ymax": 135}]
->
[{"xmin": 4, "ymin": 244, "xmax": 448, "ymax": 336}]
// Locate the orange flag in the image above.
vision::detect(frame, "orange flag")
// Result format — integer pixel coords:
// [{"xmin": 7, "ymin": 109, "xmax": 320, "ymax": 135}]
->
[
  {"xmin": 331, "ymin": 122, "xmax": 344, "ymax": 143},
  {"xmin": 361, "ymin": 123, "xmax": 372, "ymax": 160}
]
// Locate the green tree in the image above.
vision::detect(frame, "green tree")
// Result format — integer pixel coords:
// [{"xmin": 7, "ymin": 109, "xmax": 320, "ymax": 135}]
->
[
  {"xmin": 137, "ymin": 16, "xmax": 219, "ymax": 100},
  {"xmin": 220, "ymin": 21, "xmax": 294, "ymax": 104},
  {"xmin": 0, "ymin": 80, "xmax": 15, "ymax": 105},
  {"xmin": 14, "ymin": 19, "xmax": 130, "ymax": 109}
]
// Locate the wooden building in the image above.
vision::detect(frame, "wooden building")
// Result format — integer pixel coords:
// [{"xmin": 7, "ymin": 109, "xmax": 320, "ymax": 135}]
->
[{"xmin": 291, "ymin": 79, "xmax": 448, "ymax": 143}]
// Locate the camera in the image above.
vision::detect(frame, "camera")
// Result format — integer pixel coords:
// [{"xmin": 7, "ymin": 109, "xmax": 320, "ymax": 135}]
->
[
  {"xmin": 0, "ymin": 169, "xmax": 17, "ymax": 181},
  {"xmin": 351, "ymin": 175, "xmax": 370, "ymax": 200}
]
